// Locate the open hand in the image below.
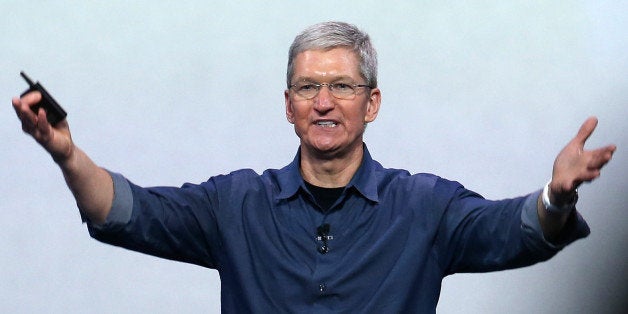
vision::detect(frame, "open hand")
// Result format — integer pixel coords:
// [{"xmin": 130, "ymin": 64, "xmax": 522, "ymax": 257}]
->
[{"xmin": 550, "ymin": 117, "xmax": 616, "ymax": 203}]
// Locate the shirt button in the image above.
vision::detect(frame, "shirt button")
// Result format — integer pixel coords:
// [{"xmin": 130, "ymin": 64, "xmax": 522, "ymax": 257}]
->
[
  {"xmin": 319, "ymin": 283, "xmax": 326, "ymax": 293},
  {"xmin": 318, "ymin": 244, "xmax": 329, "ymax": 254}
]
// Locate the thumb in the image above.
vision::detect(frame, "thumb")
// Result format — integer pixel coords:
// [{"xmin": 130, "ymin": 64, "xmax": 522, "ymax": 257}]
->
[{"xmin": 573, "ymin": 116, "xmax": 598, "ymax": 147}]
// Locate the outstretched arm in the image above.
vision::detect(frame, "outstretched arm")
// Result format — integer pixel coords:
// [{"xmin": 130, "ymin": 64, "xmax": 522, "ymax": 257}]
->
[
  {"xmin": 538, "ymin": 117, "xmax": 616, "ymax": 241},
  {"xmin": 13, "ymin": 91, "xmax": 113, "ymax": 224}
]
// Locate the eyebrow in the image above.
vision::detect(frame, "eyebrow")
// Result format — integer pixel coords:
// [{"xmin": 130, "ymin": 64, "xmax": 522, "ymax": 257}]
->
[{"xmin": 292, "ymin": 75, "xmax": 357, "ymax": 83}]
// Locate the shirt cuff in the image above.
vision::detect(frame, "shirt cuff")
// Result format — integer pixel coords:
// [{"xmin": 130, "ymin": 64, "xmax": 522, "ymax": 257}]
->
[
  {"xmin": 83, "ymin": 170, "xmax": 133, "ymax": 232},
  {"xmin": 520, "ymin": 189, "xmax": 590, "ymax": 253}
]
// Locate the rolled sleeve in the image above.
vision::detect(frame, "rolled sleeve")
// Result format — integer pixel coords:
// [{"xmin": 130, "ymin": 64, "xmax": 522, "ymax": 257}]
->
[
  {"xmin": 521, "ymin": 190, "xmax": 590, "ymax": 254},
  {"xmin": 83, "ymin": 170, "xmax": 133, "ymax": 232}
]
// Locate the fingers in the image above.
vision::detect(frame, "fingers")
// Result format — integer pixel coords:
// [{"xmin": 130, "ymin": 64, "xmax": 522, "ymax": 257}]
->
[
  {"xmin": 13, "ymin": 91, "xmax": 55, "ymax": 144},
  {"xmin": 36, "ymin": 107, "xmax": 53, "ymax": 140},
  {"xmin": 13, "ymin": 91, "xmax": 42, "ymax": 131},
  {"xmin": 587, "ymin": 145, "xmax": 616, "ymax": 170},
  {"xmin": 13, "ymin": 100, "xmax": 37, "ymax": 134},
  {"xmin": 572, "ymin": 145, "xmax": 616, "ymax": 185},
  {"xmin": 573, "ymin": 116, "xmax": 598, "ymax": 147},
  {"xmin": 21, "ymin": 90, "xmax": 42, "ymax": 104}
]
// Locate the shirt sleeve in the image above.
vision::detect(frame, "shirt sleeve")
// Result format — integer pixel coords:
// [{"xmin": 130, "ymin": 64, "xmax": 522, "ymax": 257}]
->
[
  {"xmin": 82, "ymin": 170, "xmax": 133, "ymax": 231},
  {"xmin": 437, "ymin": 181, "xmax": 590, "ymax": 275},
  {"xmin": 82, "ymin": 171, "xmax": 220, "ymax": 269},
  {"xmin": 521, "ymin": 189, "xmax": 590, "ymax": 252}
]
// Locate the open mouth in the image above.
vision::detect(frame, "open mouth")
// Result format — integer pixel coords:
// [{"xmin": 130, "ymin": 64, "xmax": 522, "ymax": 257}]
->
[{"xmin": 316, "ymin": 121, "xmax": 338, "ymax": 128}]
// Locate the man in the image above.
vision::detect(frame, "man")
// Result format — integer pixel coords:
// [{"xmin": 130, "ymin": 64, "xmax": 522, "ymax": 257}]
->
[{"xmin": 12, "ymin": 21, "xmax": 615, "ymax": 313}]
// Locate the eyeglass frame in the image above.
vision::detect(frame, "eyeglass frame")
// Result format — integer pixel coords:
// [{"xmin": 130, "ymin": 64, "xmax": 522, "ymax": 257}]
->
[{"xmin": 288, "ymin": 81, "xmax": 372, "ymax": 100}]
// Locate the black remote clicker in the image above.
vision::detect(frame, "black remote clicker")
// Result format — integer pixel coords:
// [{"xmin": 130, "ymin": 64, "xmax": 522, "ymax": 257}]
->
[{"xmin": 20, "ymin": 71, "xmax": 67, "ymax": 125}]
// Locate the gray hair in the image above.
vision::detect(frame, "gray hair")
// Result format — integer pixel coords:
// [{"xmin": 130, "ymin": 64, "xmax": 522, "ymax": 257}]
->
[{"xmin": 286, "ymin": 21, "xmax": 378, "ymax": 88}]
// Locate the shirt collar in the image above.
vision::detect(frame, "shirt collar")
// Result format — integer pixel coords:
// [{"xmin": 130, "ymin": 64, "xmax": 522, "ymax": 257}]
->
[
  {"xmin": 275, "ymin": 144, "xmax": 380, "ymax": 203},
  {"xmin": 347, "ymin": 145, "xmax": 380, "ymax": 203},
  {"xmin": 275, "ymin": 149, "xmax": 304, "ymax": 200}
]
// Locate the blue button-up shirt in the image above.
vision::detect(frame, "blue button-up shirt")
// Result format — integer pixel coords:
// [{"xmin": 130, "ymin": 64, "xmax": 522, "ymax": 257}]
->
[{"xmin": 87, "ymin": 146, "xmax": 589, "ymax": 313}]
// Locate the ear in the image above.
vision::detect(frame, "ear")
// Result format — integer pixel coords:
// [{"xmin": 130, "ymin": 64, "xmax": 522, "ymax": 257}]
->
[
  {"xmin": 364, "ymin": 87, "xmax": 381, "ymax": 124},
  {"xmin": 285, "ymin": 89, "xmax": 295, "ymax": 124}
]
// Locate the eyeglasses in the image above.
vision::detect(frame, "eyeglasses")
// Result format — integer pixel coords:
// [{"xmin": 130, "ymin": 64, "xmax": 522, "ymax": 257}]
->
[{"xmin": 289, "ymin": 81, "xmax": 371, "ymax": 100}]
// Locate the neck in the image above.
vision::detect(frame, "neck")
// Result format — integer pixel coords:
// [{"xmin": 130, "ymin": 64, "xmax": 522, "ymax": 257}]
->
[{"xmin": 300, "ymin": 143, "xmax": 364, "ymax": 188}]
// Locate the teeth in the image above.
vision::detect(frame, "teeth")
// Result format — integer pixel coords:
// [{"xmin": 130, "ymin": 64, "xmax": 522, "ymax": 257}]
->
[{"xmin": 317, "ymin": 121, "xmax": 337, "ymax": 127}]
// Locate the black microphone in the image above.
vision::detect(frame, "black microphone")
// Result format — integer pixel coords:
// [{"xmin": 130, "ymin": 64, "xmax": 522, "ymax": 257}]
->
[{"xmin": 317, "ymin": 223, "xmax": 331, "ymax": 254}]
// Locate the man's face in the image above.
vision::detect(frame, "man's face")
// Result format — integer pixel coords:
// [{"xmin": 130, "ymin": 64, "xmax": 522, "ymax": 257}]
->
[{"xmin": 285, "ymin": 47, "xmax": 380, "ymax": 158}]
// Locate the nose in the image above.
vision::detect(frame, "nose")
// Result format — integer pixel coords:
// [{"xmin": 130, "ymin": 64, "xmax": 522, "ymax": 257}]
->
[{"xmin": 313, "ymin": 84, "xmax": 335, "ymax": 112}]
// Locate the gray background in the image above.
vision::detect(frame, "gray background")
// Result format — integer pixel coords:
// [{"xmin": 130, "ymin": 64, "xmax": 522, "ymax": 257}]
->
[{"xmin": 2, "ymin": 1, "xmax": 626, "ymax": 313}]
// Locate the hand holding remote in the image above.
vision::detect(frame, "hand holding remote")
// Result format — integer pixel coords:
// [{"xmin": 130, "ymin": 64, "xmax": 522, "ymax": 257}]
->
[
  {"xmin": 19, "ymin": 71, "xmax": 67, "ymax": 125},
  {"xmin": 13, "ymin": 72, "xmax": 73, "ymax": 164}
]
